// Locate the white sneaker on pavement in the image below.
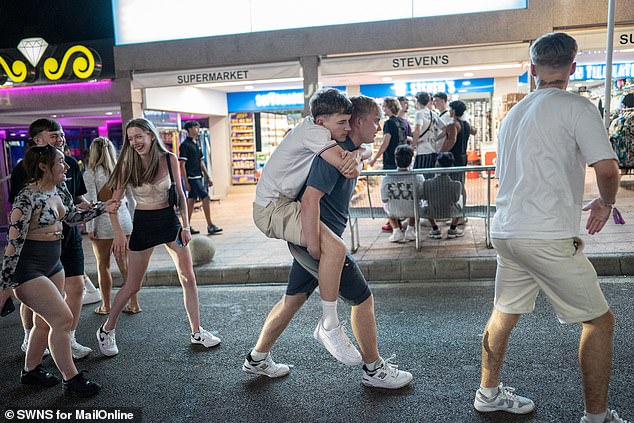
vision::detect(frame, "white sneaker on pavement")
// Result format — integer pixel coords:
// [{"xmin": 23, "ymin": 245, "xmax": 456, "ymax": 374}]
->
[
  {"xmin": 21, "ymin": 338, "xmax": 50, "ymax": 357},
  {"xmin": 474, "ymin": 383, "xmax": 535, "ymax": 414},
  {"xmin": 389, "ymin": 229, "xmax": 404, "ymax": 243},
  {"xmin": 362, "ymin": 355, "xmax": 413, "ymax": 389},
  {"xmin": 581, "ymin": 410, "xmax": 631, "ymax": 423},
  {"xmin": 242, "ymin": 352, "xmax": 290, "ymax": 378},
  {"xmin": 96, "ymin": 325, "xmax": 119, "ymax": 357},
  {"xmin": 191, "ymin": 327, "xmax": 221, "ymax": 348},
  {"xmin": 313, "ymin": 319, "xmax": 362, "ymax": 366},
  {"xmin": 70, "ymin": 337, "xmax": 92, "ymax": 359},
  {"xmin": 403, "ymin": 226, "xmax": 416, "ymax": 241},
  {"xmin": 82, "ymin": 288, "xmax": 102, "ymax": 306}
]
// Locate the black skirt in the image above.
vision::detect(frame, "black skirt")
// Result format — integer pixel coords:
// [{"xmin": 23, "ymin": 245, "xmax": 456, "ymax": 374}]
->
[{"xmin": 128, "ymin": 207, "xmax": 181, "ymax": 251}]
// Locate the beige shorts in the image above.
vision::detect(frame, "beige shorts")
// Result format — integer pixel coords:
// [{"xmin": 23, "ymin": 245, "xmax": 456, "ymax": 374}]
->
[
  {"xmin": 492, "ymin": 237, "xmax": 609, "ymax": 324},
  {"xmin": 253, "ymin": 198, "xmax": 304, "ymax": 246}
]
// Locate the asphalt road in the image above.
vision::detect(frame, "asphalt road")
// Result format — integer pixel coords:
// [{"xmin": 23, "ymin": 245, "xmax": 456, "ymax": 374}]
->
[{"xmin": 1, "ymin": 279, "xmax": 633, "ymax": 423}]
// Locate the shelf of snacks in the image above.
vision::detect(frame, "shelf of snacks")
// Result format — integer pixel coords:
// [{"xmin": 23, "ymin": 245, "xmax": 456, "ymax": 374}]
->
[{"xmin": 230, "ymin": 112, "xmax": 256, "ymax": 185}]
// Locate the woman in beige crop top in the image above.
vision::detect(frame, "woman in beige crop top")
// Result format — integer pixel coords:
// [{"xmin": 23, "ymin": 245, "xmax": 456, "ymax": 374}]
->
[
  {"xmin": 95, "ymin": 118, "xmax": 221, "ymax": 358},
  {"xmin": 0, "ymin": 145, "xmax": 120, "ymax": 396}
]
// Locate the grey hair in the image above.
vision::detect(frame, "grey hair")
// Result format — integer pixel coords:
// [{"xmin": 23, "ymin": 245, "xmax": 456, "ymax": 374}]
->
[{"xmin": 530, "ymin": 32, "xmax": 578, "ymax": 68}]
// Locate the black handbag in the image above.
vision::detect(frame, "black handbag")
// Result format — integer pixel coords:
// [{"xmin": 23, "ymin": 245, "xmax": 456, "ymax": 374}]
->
[{"xmin": 165, "ymin": 155, "xmax": 178, "ymax": 208}]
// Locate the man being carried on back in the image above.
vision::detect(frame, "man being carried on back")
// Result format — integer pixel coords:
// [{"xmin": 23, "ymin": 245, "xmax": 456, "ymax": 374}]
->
[{"xmin": 253, "ymin": 88, "xmax": 369, "ymax": 365}]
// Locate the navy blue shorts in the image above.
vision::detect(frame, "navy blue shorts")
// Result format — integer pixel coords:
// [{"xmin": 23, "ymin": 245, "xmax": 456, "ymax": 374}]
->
[
  {"xmin": 60, "ymin": 224, "xmax": 84, "ymax": 277},
  {"xmin": 286, "ymin": 243, "xmax": 371, "ymax": 306},
  {"xmin": 187, "ymin": 178, "xmax": 209, "ymax": 200}
]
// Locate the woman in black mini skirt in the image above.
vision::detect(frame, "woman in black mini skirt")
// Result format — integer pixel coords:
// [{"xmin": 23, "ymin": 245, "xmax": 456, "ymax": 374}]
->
[{"xmin": 95, "ymin": 118, "xmax": 221, "ymax": 358}]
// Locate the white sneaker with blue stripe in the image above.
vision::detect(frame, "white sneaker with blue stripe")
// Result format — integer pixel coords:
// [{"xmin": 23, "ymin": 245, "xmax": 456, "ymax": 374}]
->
[{"xmin": 474, "ymin": 383, "xmax": 535, "ymax": 414}]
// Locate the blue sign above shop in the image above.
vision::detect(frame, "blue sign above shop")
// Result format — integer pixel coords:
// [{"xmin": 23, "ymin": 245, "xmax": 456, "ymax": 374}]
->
[
  {"xmin": 360, "ymin": 78, "xmax": 494, "ymax": 98},
  {"xmin": 227, "ymin": 87, "xmax": 346, "ymax": 112},
  {"xmin": 572, "ymin": 62, "xmax": 634, "ymax": 81}
]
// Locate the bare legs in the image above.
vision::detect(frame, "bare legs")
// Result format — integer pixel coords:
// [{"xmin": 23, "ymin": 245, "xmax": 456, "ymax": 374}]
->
[
  {"xmin": 480, "ymin": 308, "xmax": 615, "ymax": 414},
  {"xmin": 91, "ymin": 237, "xmax": 139, "ymax": 313},
  {"xmin": 253, "ymin": 293, "xmax": 379, "ymax": 363},
  {"xmin": 14, "ymin": 272, "xmax": 79, "ymax": 381},
  {"xmin": 104, "ymin": 240, "xmax": 202, "ymax": 334}
]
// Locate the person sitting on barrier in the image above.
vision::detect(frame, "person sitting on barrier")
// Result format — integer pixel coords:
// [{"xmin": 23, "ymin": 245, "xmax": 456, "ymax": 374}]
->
[
  {"xmin": 380, "ymin": 144, "xmax": 424, "ymax": 242},
  {"xmin": 419, "ymin": 152, "xmax": 464, "ymax": 239}
]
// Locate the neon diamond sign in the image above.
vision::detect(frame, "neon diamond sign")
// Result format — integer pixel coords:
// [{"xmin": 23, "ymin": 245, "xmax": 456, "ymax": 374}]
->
[{"xmin": 17, "ymin": 37, "xmax": 49, "ymax": 67}]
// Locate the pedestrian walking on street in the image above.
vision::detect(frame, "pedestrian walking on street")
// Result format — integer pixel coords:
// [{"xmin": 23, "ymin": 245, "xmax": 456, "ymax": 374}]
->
[
  {"xmin": 96, "ymin": 118, "xmax": 221, "ymax": 357},
  {"xmin": 473, "ymin": 32, "xmax": 628, "ymax": 423},
  {"xmin": 84, "ymin": 137, "xmax": 141, "ymax": 315},
  {"xmin": 1, "ymin": 144, "xmax": 118, "ymax": 397},
  {"xmin": 244, "ymin": 96, "xmax": 413, "ymax": 390}
]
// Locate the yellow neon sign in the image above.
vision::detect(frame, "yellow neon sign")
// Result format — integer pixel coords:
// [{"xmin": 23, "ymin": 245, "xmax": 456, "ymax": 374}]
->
[
  {"xmin": 43, "ymin": 45, "xmax": 96, "ymax": 81},
  {"xmin": 0, "ymin": 57, "xmax": 28, "ymax": 82}
]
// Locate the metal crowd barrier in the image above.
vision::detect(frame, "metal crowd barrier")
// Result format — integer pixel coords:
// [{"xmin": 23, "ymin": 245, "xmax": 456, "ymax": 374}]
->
[{"xmin": 348, "ymin": 165, "xmax": 497, "ymax": 252}]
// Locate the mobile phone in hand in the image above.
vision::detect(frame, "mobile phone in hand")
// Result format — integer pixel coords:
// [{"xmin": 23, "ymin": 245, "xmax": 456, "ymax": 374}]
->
[
  {"xmin": 176, "ymin": 229, "xmax": 184, "ymax": 247},
  {"xmin": 1, "ymin": 298, "xmax": 15, "ymax": 317}
]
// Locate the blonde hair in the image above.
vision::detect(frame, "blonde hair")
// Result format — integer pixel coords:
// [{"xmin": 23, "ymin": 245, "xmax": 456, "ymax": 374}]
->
[
  {"xmin": 107, "ymin": 118, "xmax": 169, "ymax": 190},
  {"xmin": 88, "ymin": 137, "xmax": 117, "ymax": 175}
]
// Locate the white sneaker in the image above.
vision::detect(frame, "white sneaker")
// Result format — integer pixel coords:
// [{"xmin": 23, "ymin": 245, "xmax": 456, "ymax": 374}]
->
[
  {"xmin": 242, "ymin": 352, "xmax": 290, "ymax": 378},
  {"xmin": 447, "ymin": 228, "xmax": 464, "ymax": 239},
  {"xmin": 362, "ymin": 355, "xmax": 413, "ymax": 389},
  {"xmin": 474, "ymin": 383, "xmax": 535, "ymax": 414},
  {"xmin": 21, "ymin": 338, "xmax": 50, "ymax": 357},
  {"xmin": 388, "ymin": 229, "xmax": 404, "ymax": 243},
  {"xmin": 82, "ymin": 288, "xmax": 102, "ymax": 306},
  {"xmin": 191, "ymin": 327, "xmax": 221, "ymax": 348},
  {"xmin": 70, "ymin": 337, "xmax": 92, "ymax": 359},
  {"xmin": 313, "ymin": 319, "xmax": 362, "ymax": 366},
  {"xmin": 404, "ymin": 226, "xmax": 416, "ymax": 241},
  {"xmin": 581, "ymin": 410, "xmax": 631, "ymax": 423},
  {"xmin": 96, "ymin": 325, "xmax": 118, "ymax": 357}
]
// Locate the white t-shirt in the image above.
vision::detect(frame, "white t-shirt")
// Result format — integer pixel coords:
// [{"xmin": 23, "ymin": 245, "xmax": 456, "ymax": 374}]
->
[
  {"xmin": 492, "ymin": 88, "xmax": 617, "ymax": 239},
  {"xmin": 255, "ymin": 117, "xmax": 335, "ymax": 206},
  {"xmin": 414, "ymin": 109, "xmax": 444, "ymax": 155}
]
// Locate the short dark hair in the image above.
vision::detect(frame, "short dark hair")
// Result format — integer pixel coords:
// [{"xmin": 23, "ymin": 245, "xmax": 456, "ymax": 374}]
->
[
  {"xmin": 397, "ymin": 96, "xmax": 408, "ymax": 103},
  {"xmin": 183, "ymin": 120, "xmax": 200, "ymax": 131},
  {"xmin": 350, "ymin": 95, "xmax": 380, "ymax": 123},
  {"xmin": 449, "ymin": 100, "xmax": 467, "ymax": 117},
  {"xmin": 415, "ymin": 92, "xmax": 431, "ymax": 106},
  {"xmin": 436, "ymin": 152, "xmax": 455, "ymax": 168},
  {"xmin": 29, "ymin": 118, "xmax": 62, "ymax": 139},
  {"xmin": 383, "ymin": 97, "xmax": 401, "ymax": 115},
  {"xmin": 530, "ymin": 32, "xmax": 577, "ymax": 68},
  {"xmin": 395, "ymin": 144, "xmax": 414, "ymax": 168},
  {"xmin": 309, "ymin": 88, "xmax": 352, "ymax": 118},
  {"xmin": 432, "ymin": 92, "xmax": 448, "ymax": 102},
  {"xmin": 622, "ymin": 93, "xmax": 634, "ymax": 109}
]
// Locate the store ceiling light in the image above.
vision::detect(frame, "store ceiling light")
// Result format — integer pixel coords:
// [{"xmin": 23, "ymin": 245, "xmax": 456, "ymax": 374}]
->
[
  {"xmin": 244, "ymin": 85, "xmax": 255, "ymax": 90},
  {"xmin": 464, "ymin": 72, "xmax": 475, "ymax": 77},
  {"xmin": 382, "ymin": 77, "xmax": 393, "ymax": 82},
  {"xmin": 375, "ymin": 62, "xmax": 524, "ymax": 77},
  {"xmin": 105, "ymin": 112, "xmax": 113, "ymax": 115},
  {"xmin": 195, "ymin": 77, "xmax": 303, "ymax": 89}
]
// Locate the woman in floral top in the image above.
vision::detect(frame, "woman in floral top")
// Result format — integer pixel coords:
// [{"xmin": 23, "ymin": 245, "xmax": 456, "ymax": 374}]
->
[{"xmin": 0, "ymin": 144, "xmax": 119, "ymax": 397}]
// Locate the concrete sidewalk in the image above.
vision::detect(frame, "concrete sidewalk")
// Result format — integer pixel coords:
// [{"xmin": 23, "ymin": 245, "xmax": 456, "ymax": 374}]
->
[{"xmin": 82, "ymin": 175, "xmax": 634, "ymax": 286}]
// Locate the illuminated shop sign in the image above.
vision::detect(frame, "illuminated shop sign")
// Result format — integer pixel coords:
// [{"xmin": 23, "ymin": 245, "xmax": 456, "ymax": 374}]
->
[
  {"xmin": 360, "ymin": 78, "xmax": 494, "ymax": 97},
  {"xmin": 113, "ymin": 0, "xmax": 528, "ymax": 45},
  {"xmin": 0, "ymin": 38, "xmax": 112, "ymax": 86},
  {"xmin": 134, "ymin": 62, "xmax": 301, "ymax": 89},
  {"xmin": 227, "ymin": 87, "xmax": 346, "ymax": 112},
  {"xmin": 571, "ymin": 62, "xmax": 634, "ymax": 80}
]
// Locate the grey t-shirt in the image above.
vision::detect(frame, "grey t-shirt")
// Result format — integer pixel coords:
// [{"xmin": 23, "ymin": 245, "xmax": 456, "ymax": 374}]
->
[{"xmin": 380, "ymin": 172, "xmax": 425, "ymax": 218}]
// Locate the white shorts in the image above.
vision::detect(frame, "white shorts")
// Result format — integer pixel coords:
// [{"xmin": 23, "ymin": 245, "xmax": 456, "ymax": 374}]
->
[
  {"xmin": 492, "ymin": 237, "xmax": 609, "ymax": 324},
  {"xmin": 252, "ymin": 198, "xmax": 304, "ymax": 246}
]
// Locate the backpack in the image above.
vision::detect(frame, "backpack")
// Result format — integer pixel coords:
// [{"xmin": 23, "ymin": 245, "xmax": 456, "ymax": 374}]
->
[{"xmin": 391, "ymin": 116, "xmax": 408, "ymax": 145}]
